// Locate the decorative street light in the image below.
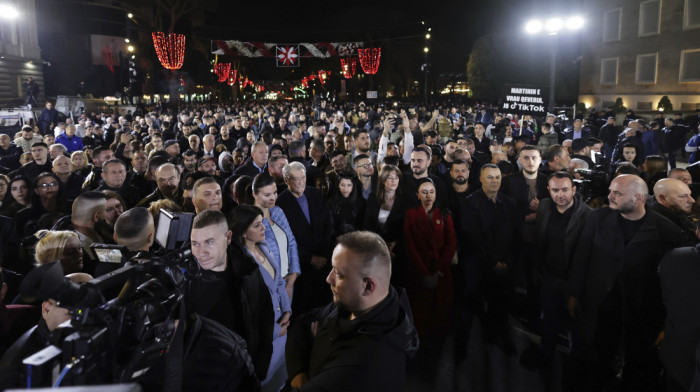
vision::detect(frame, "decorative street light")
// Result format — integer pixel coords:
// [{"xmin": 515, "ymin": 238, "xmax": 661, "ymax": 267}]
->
[{"xmin": 525, "ymin": 16, "xmax": 584, "ymax": 111}]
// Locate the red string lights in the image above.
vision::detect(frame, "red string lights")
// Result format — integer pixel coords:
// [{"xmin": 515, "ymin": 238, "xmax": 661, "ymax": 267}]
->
[
  {"xmin": 215, "ymin": 63, "xmax": 231, "ymax": 82},
  {"xmin": 227, "ymin": 69, "xmax": 238, "ymax": 86},
  {"xmin": 152, "ymin": 32, "xmax": 186, "ymax": 70},
  {"xmin": 317, "ymin": 70, "xmax": 330, "ymax": 84},
  {"xmin": 340, "ymin": 58, "xmax": 357, "ymax": 79},
  {"xmin": 358, "ymin": 48, "xmax": 381, "ymax": 75}
]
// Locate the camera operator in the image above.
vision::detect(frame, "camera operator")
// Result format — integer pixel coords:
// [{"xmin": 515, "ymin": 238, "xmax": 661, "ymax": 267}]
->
[
  {"xmin": 94, "ymin": 207, "xmax": 155, "ymax": 277},
  {"xmin": 0, "ymin": 264, "xmax": 88, "ymax": 389},
  {"xmin": 540, "ymin": 145, "xmax": 571, "ymax": 177},
  {"xmin": 571, "ymin": 139, "xmax": 595, "ymax": 168}
]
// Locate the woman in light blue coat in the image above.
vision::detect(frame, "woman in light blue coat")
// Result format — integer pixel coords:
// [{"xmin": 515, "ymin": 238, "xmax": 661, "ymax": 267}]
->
[
  {"xmin": 252, "ymin": 173, "xmax": 300, "ymax": 299},
  {"xmin": 232, "ymin": 205, "xmax": 292, "ymax": 392}
]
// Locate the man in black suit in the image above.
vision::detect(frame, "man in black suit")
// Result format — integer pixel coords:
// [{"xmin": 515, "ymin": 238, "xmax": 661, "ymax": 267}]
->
[
  {"xmin": 659, "ymin": 223, "xmax": 700, "ymax": 392},
  {"xmin": 231, "ymin": 141, "xmax": 267, "ymax": 180},
  {"xmin": 276, "ymin": 161, "xmax": 333, "ymax": 315}
]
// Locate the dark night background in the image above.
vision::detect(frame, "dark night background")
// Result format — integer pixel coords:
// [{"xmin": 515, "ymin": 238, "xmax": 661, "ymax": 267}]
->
[{"xmin": 36, "ymin": 0, "xmax": 585, "ymax": 104}]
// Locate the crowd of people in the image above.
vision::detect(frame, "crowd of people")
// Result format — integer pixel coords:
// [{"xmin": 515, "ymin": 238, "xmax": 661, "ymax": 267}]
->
[{"xmin": 0, "ymin": 98, "xmax": 699, "ymax": 391}]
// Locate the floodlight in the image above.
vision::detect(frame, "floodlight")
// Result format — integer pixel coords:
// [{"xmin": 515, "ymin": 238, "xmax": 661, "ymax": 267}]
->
[
  {"xmin": 566, "ymin": 16, "xmax": 585, "ymax": 30},
  {"xmin": 545, "ymin": 18, "xmax": 563, "ymax": 33},
  {"xmin": 525, "ymin": 20, "xmax": 543, "ymax": 34}
]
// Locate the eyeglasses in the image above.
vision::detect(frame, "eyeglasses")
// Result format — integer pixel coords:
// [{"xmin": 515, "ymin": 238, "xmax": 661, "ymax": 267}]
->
[
  {"xmin": 358, "ymin": 163, "xmax": 373, "ymax": 169},
  {"xmin": 37, "ymin": 181, "xmax": 58, "ymax": 189},
  {"xmin": 287, "ymin": 176, "xmax": 306, "ymax": 183}
]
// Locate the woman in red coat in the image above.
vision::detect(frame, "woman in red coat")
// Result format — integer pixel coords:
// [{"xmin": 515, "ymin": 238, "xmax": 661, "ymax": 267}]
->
[{"xmin": 403, "ymin": 177, "xmax": 456, "ymax": 338}]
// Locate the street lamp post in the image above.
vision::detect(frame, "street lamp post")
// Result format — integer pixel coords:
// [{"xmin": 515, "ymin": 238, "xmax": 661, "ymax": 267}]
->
[
  {"xmin": 524, "ymin": 16, "xmax": 584, "ymax": 113},
  {"xmin": 423, "ymin": 24, "xmax": 431, "ymax": 104}
]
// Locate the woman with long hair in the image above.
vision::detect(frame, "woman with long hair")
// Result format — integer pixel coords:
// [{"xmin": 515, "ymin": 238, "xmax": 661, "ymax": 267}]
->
[
  {"xmin": 0, "ymin": 175, "xmax": 31, "ymax": 218},
  {"xmin": 251, "ymin": 173, "xmax": 300, "ymax": 299},
  {"xmin": 15, "ymin": 173, "xmax": 68, "ymax": 237},
  {"xmin": 363, "ymin": 164, "xmax": 407, "ymax": 283},
  {"xmin": 326, "ymin": 170, "xmax": 365, "ymax": 239},
  {"xmin": 229, "ymin": 205, "xmax": 291, "ymax": 392}
]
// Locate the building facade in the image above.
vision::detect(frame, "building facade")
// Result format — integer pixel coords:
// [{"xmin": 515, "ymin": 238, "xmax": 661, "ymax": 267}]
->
[
  {"xmin": 0, "ymin": 0, "xmax": 44, "ymax": 106},
  {"xmin": 578, "ymin": 0, "xmax": 700, "ymax": 112}
]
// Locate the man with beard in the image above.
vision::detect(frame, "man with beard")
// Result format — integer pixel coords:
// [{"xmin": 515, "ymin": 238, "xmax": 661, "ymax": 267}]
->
[
  {"xmin": 501, "ymin": 145, "xmax": 549, "ymax": 223},
  {"xmin": 652, "ymin": 178, "xmax": 697, "ymax": 245},
  {"xmin": 568, "ymin": 175, "xmax": 683, "ymax": 391},
  {"xmin": 442, "ymin": 139, "xmax": 459, "ymax": 172},
  {"xmin": 402, "ymin": 145, "xmax": 448, "ymax": 209},
  {"xmin": 217, "ymin": 123, "xmax": 237, "ymax": 152},
  {"xmin": 521, "ymin": 172, "xmax": 591, "ymax": 370},
  {"xmin": 347, "ymin": 129, "xmax": 377, "ymax": 164},
  {"xmin": 137, "ymin": 163, "xmax": 184, "ymax": 207},
  {"xmin": 267, "ymin": 155, "xmax": 289, "ymax": 193},
  {"xmin": 182, "ymin": 149, "xmax": 198, "ymax": 174},
  {"xmin": 353, "ymin": 154, "xmax": 376, "ymax": 201},
  {"xmin": 95, "ymin": 159, "xmax": 142, "ymax": 208},
  {"xmin": 198, "ymin": 156, "xmax": 219, "ymax": 179},
  {"xmin": 82, "ymin": 146, "xmax": 114, "ymax": 191},
  {"xmin": 446, "ymin": 159, "xmax": 472, "ymax": 231}
]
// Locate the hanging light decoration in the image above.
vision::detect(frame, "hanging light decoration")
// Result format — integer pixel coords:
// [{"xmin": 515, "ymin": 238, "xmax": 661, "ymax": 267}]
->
[
  {"xmin": 152, "ymin": 32, "xmax": 186, "ymax": 69},
  {"xmin": 215, "ymin": 63, "xmax": 231, "ymax": 82},
  {"xmin": 340, "ymin": 58, "xmax": 357, "ymax": 79},
  {"xmin": 242, "ymin": 77, "xmax": 249, "ymax": 88},
  {"xmin": 227, "ymin": 69, "xmax": 238, "ymax": 86},
  {"xmin": 358, "ymin": 48, "xmax": 381, "ymax": 75},
  {"xmin": 318, "ymin": 70, "xmax": 329, "ymax": 84}
]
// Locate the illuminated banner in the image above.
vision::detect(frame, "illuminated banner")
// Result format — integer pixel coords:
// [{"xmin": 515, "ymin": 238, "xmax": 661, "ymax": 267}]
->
[{"xmin": 212, "ymin": 40, "xmax": 363, "ymax": 58}]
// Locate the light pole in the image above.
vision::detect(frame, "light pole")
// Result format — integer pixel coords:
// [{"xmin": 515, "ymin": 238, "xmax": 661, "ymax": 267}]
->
[
  {"xmin": 422, "ymin": 24, "xmax": 431, "ymax": 104},
  {"xmin": 524, "ymin": 16, "xmax": 584, "ymax": 112}
]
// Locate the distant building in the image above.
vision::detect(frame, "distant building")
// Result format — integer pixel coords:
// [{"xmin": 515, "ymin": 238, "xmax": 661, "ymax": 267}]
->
[
  {"xmin": 0, "ymin": 0, "xmax": 44, "ymax": 106},
  {"xmin": 578, "ymin": 0, "xmax": 700, "ymax": 112}
]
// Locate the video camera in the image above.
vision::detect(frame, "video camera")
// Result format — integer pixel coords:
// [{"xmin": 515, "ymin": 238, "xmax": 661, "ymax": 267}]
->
[
  {"xmin": 21, "ymin": 248, "xmax": 199, "ymax": 388},
  {"xmin": 573, "ymin": 168, "xmax": 610, "ymax": 203}
]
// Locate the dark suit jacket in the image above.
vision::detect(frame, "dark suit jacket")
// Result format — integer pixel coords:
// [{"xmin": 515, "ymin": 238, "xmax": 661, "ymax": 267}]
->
[
  {"xmin": 500, "ymin": 171, "xmax": 549, "ymax": 219},
  {"xmin": 563, "ymin": 128, "xmax": 592, "ymax": 141},
  {"xmin": 276, "ymin": 186, "xmax": 332, "ymax": 262},
  {"xmin": 569, "ymin": 208, "xmax": 684, "ymax": 347},
  {"xmin": 659, "ymin": 244, "xmax": 700, "ymax": 391},
  {"xmin": 231, "ymin": 158, "xmax": 265, "ymax": 181}
]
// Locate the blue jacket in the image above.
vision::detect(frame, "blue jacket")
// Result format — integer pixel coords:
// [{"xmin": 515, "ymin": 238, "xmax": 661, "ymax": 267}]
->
[
  {"xmin": 262, "ymin": 206, "xmax": 301, "ymax": 277},
  {"xmin": 55, "ymin": 133, "xmax": 84, "ymax": 153},
  {"xmin": 686, "ymin": 133, "xmax": 700, "ymax": 164}
]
